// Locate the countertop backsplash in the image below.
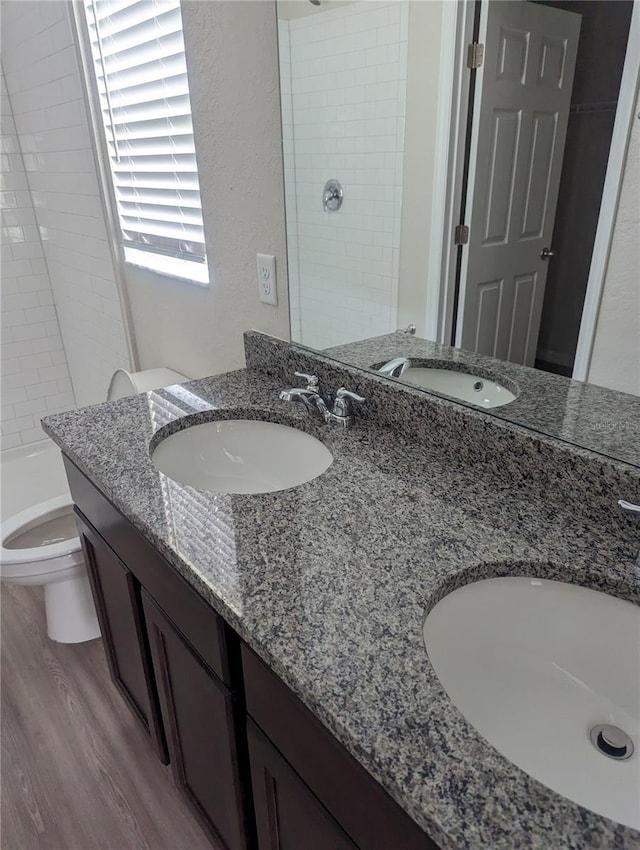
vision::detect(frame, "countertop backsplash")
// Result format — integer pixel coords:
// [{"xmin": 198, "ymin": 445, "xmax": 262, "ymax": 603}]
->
[{"xmin": 244, "ymin": 331, "xmax": 640, "ymax": 554}]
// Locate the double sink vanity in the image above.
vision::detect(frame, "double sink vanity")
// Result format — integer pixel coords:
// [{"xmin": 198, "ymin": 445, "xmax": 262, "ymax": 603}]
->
[{"xmin": 42, "ymin": 331, "xmax": 640, "ymax": 850}]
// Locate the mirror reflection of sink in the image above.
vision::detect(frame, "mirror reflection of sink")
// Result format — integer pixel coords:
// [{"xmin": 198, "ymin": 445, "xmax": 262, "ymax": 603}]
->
[
  {"xmin": 375, "ymin": 359, "xmax": 516, "ymax": 408},
  {"xmin": 423, "ymin": 577, "xmax": 640, "ymax": 829},
  {"xmin": 151, "ymin": 419, "xmax": 333, "ymax": 494}
]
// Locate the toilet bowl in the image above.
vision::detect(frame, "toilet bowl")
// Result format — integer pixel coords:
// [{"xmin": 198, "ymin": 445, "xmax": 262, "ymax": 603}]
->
[
  {"xmin": 0, "ymin": 496, "xmax": 96, "ymax": 643},
  {"xmin": 0, "ymin": 367, "xmax": 189, "ymax": 643}
]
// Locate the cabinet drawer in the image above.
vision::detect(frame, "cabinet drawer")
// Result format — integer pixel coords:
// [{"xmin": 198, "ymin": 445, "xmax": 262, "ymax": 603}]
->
[
  {"xmin": 66, "ymin": 459, "xmax": 229, "ymax": 685},
  {"xmin": 242, "ymin": 646, "xmax": 437, "ymax": 850}
]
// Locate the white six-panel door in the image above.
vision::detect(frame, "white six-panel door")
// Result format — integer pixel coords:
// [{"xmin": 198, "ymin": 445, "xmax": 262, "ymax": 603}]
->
[{"xmin": 456, "ymin": 1, "xmax": 581, "ymax": 366}]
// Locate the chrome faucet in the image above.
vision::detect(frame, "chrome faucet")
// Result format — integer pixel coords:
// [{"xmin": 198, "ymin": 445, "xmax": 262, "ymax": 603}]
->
[
  {"xmin": 279, "ymin": 372, "xmax": 329, "ymax": 418},
  {"xmin": 280, "ymin": 372, "xmax": 365, "ymax": 428},
  {"xmin": 378, "ymin": 357, "xmax": 411, "ymax": 378}
]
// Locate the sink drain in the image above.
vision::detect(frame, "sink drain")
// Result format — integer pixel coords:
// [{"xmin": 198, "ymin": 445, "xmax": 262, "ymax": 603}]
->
[
  {"xmin": 473, "ymin": 380, "xmax": 484, "ymax": 392},
  {"xmin": 590, "ymin": 724, "xmax": 634, "ymax": 760}
]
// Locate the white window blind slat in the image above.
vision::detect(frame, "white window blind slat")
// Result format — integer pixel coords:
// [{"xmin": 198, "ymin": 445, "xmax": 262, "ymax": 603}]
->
[
  {"xmin": 101, "ymin": 76, "xmax": 189, "ymax": 110},
  {"xmin": 121, "ymin": 208, "xmax": 203, "ymax": 229},
  {"xmin": 91, "ymin": 7, "xmax": 182, "ymax": 52},
  {"xmin": 110, "ymin": 155, "xmax": 198, "ymax": 173},
  {"xmin": 84, "ymin": 0, "xmax": 207, "ymax": 275},
  {"xmin": 111, "ymin": 137, "xmax": 196, "ymax": 157},
  {"xmin": 97, "ymin": 39, "xmax": 185, "ymax": 76},
  {"xmin": 119, "ymin": 202, "xmax": 202, "ymax": 218},
  {"xmin": 118, "ymin": 186, "xmax": 202, "ymax": 206},
  {"xmin": 112, "ymin": 121, "xmax": 194, "ymax": 144},
  {"xmin": 106, "ymin": 94, "xmax": 191, "ymax": 124},
  {"xmin": 93, "ymin": 0, "xmax": 150, "ymax": 23},
  {"xmin": 93, "ymin": 0, "xmax": 137, "ymax": 21},
  {"xmin": 95, "ymin": 54, "xmax": 187, "ymax": 92},
  {"xmin": 116, "ymin": 173, "xmax": 200, "ymax": 189},
  {"xmin": 118, "ymin": 192, "xmax": 202, "ymax": 209},
  {"xmin": 120, "ymin": 217, "xmax": 203, "ymax": 240}
]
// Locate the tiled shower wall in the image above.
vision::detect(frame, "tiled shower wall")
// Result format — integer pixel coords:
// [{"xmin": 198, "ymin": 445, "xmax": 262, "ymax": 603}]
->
[
  {"xmin": 1, "ymin": 67, "xmax": 75, "ymax": 448},
  {"xmin": 1, "ymin": 0, "xmax": 131, "ymax": 411},
  {"xmin": 281, "ymin": 2, "xmax": 408, "ymax": 349}
]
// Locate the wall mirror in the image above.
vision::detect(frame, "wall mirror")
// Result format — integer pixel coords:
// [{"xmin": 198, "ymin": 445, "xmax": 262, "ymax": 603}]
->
[{"xmin": 276, "ymin": 0, "xmax": 639, "ymax": 464}]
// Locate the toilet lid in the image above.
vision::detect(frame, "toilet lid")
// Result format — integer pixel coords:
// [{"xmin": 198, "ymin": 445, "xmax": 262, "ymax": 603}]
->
[{"xmin": 0, "ymin": 496, "xmax": 80, "ymax": 566}]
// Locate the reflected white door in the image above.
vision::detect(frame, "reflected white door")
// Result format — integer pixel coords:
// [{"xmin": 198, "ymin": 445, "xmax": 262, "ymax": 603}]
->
[{"xmin": 456, "ymin": 1, "xmax": 581, "ymax": 365}]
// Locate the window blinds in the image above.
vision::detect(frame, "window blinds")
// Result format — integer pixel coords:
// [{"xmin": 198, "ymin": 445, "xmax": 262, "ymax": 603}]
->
[{"xmin": 84, "ymin": 0, "xmax": 207, "ymax": 274}]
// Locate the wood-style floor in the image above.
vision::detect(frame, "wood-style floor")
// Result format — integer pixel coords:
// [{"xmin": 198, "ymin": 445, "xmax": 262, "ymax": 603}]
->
[{"xmin": 1, "ymin": 583, "xmax": 213, "ymax": 850}]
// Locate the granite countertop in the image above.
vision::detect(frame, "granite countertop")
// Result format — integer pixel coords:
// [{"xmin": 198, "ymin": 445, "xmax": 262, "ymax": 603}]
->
[
  {"xmin": 322, "ymin": 333, "xmax": 640, "ymax": 467},
  {"xmin": 42, "ymin": 369, "xmax": 640, "ymax": 850}
]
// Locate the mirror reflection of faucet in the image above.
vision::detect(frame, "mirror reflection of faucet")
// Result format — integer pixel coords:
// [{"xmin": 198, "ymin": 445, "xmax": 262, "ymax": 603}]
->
[
  {"xmin": 378, "ymin": 357, "xmax": 411, "ymax": 379},
  {"xmin": 375, "ymin": 358, "xmax": 517, "ymax": 409}
]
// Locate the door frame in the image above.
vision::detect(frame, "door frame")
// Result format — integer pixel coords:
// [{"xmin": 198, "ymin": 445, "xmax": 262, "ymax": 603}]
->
[
  {"xmin": 434, "ymin": 0, "xmax": 640, "ymax": 372},
  {"xmin": 424, "ymin": 0, "xmax": 477, "ymax": 342},
  {"xmin": 572, "ymin": 0, "xmax": 640, "ymax": 381}
]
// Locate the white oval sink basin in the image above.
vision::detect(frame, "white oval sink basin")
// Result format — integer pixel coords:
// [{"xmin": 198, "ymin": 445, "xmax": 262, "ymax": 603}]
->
[
  {"xmin": 423, "ymin": 577, "xmax": 640, "ymax": 828},
  {"xmin": 151, "ymin": 419, "xmax": 333, "ymax": 494},
  {"xmin": 400, "ymin": 367, "xmax": 515, "ymax": 408}
]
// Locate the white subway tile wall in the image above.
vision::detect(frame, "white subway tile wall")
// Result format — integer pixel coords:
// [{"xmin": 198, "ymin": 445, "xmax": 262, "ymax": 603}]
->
[
  {"xmin": 1, "ymin": 67, "xmax": 75, "ymax": 448},
  {"xmin": 281, "ymin": 1, "xmax": 408, "ymax": 349},
  {"xmin": 1, "ymin": 1, "xmax": 130, "ymax": 410}
]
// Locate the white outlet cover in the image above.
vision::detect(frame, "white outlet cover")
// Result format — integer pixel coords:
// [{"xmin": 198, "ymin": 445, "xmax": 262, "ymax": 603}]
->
[{"xmin": 257, "ymin": 253, "xmax": 277, "ymax": 306}]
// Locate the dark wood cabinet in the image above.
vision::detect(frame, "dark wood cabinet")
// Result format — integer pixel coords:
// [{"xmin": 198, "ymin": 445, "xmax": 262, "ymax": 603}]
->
[
  {"xmin": 142, "ymin": 590, "xmax": 249, "ymax": 850},
  {"xmin": 243, "ymin": 646, "xmax": 437, "ymax": 850},
  {"xmin": 247, "ymin": 719, "xmax": 357, "ymax": 850},
  {"xmin": 75, "ymin": 512, "xmax": 167, "ymax": 762},
  {"xmin": 67, "ymin": 460, "xmax": 439, "ymax": 850}
]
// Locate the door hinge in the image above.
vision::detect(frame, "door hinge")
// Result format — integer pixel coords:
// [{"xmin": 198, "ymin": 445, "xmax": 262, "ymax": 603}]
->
[
  {"xmin": 467, "ymin": 42, "xmax": 484, "ymax": 69},
  {"xmin": 454, "ymin": 224, "xmax": 469, "ymax": 245}
]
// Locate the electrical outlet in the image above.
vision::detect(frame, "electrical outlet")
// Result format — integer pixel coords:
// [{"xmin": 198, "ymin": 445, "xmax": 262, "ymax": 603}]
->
[{"xmin": 257, "ymin": 253, "xmax": 277, "ymax": 306}]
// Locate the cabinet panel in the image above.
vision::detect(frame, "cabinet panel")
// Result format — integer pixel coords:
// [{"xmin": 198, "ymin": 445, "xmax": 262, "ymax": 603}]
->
[
  {"xmin": 248, "ymin": 720, "xmax": 357, "ymax": 850},
  {"xmin": 243, "ymin": 646, "xmax": 437, "ymax": 850},
  {"xmin": 65, "ymin": 459, "xmax": 229, "ymax": 684},
  {"xmin": 142, "ymin": 591, "xmax": 248, "ymax": 850},
  {"xmin": 76, "ymin": 512, "xmax": 167, "ymax": 762}
]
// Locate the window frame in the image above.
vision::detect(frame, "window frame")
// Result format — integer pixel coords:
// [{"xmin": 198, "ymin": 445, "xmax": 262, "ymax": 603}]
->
[{"xmin": 72, "ymin": 0, "xmax": 209, "ymax": 288}]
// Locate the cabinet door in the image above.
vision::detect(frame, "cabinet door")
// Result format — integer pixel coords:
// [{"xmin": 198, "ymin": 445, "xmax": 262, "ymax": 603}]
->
[
  {"xmin": 248, "ymin": 720, "xmax": 358, "ymax": 850},
  {"xmin": 76, "ymin": 512, "xmax": 167, "ymax": 762},
  {"xmin": 243, "ymin": 647, "xmax": 437, "ymax": 850},
  {"xmin": 141, "ymin": 590, "xmax": 248, "ymax": 850}
]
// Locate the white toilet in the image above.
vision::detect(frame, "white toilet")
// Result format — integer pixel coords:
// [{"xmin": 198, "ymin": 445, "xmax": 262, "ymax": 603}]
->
[{"xmin": 0, "ymin": 367, "xmax": 188, "ymax": 644}]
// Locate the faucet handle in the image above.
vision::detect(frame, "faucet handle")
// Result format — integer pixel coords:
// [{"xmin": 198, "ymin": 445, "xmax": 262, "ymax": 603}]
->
[
  {"xmin": 332, "ymin": 387, "xmax": 365, "ymax": 418},
  {"xmin": 619, "ymin": 500, "xmax": 640, "ymax": 514},
  {"xmin": 335, "ymin": 387, "xmax": 365, "ymax": 404},
  {"xmin": 294, "ymin": 371, "xmax": 319, "ymax": 390},
  {"xmin": 326, "ymin": 387, "xmax": 365, "ymax": 428}
]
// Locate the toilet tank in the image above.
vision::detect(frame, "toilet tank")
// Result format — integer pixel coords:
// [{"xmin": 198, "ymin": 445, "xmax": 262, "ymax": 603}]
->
[{"xmin": 107, "ymin": 368, "xmax": 189, "ymax": 401}]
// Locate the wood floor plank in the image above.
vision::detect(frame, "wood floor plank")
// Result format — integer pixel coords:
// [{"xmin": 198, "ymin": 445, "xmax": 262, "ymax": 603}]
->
[{"xmin": 1, "ymin": 583, "xmax": 215, "ymax": 850}]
